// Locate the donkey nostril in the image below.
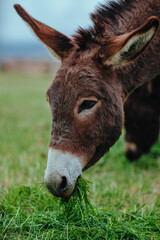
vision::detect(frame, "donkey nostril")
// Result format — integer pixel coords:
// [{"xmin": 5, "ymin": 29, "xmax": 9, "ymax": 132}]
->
[{"xmin": 60, "ymin": 176, "xmax": 68, "ymax": 191}]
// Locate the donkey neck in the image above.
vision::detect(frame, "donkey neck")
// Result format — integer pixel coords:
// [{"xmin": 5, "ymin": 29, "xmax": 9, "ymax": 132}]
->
[{"xmin": 117, "ymin": 39, "xmax": 160, "ymax": 102}]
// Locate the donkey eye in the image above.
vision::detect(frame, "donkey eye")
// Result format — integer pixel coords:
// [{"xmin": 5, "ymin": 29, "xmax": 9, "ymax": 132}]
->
[{"xmin": 78, "ymin": 100, "xmax": 97, "ymax": 113}]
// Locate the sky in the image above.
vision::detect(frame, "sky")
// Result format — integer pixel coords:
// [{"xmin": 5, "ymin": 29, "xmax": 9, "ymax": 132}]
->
[{"xmin": 0, "ymin": 0, "xmax": 107, "ymax": 45}]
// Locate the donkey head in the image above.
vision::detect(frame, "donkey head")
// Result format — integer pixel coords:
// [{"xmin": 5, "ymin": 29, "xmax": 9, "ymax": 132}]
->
[{"xmin": 14, "ymin": 4, "xmax": 159, "ymax": 197}]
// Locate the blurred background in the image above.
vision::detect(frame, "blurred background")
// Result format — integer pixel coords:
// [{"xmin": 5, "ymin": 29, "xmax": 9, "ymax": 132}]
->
[{"xmin": 0, "ymin": 0, "xmax": 106, "ymax": 73}]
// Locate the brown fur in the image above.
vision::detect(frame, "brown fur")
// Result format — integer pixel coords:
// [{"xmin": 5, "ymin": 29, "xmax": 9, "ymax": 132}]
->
[{"xmin": 14, "ymin": 0, "xmax": 160, "ymax": 171}]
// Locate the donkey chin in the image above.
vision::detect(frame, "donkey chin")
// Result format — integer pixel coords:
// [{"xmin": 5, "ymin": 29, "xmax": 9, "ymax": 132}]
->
[{"xmin": 44, "ymin": 148, "xmax": 84, "ymax": 198}]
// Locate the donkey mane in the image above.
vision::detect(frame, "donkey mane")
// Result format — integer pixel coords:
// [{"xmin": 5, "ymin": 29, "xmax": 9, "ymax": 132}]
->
[
  {"xmin": 73, "ymin": 0, "xmax": 158, "ymax": 49},
  {"xmin": 73, "ymin": 0, "xmax": 134, "ymax": 48}
]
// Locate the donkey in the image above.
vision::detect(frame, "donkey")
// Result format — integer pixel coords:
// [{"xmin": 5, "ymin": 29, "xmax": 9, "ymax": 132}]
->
[{"xmin": 14, "ymin": 0, "xmax": 160, "ymax": 197}]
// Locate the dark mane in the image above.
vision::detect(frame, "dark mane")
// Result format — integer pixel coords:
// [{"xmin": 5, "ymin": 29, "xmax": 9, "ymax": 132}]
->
[{"xmin": 72, "ymin": 0, "xmax": 134, "ymax": 48}]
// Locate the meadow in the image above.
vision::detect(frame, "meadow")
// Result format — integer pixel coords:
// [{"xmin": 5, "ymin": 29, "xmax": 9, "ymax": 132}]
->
[{"xmin": 0, "ymin": 71, "xmax": 160, "ymax": 239}]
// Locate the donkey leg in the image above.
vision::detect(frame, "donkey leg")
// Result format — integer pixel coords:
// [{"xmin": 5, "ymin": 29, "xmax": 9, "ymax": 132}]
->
[{"xmin": 124, "ymin": 75, "xmax": 160, "ymax": 161}]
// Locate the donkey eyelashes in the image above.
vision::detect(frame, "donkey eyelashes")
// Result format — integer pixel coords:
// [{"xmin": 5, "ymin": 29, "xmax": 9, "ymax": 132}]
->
[{"xmin": 78, "ymin": 100, "xmax": 98, "ymax": 114}]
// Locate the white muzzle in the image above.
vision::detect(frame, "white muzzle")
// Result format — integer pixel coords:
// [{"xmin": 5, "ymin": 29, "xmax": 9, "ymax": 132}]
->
[{"xmin": 44, "ymin": 148, "xmax": 83, "ymax": 197}]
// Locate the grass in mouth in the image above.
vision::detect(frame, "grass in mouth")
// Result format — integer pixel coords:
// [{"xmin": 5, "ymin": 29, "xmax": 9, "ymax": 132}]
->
[
  {"xmin": 59, "ymin": 176, "xmax": 95, "ymax": 221},
  {"xmin": 0, "ymin": 176, "xmax": 160, "ymax": 240}
]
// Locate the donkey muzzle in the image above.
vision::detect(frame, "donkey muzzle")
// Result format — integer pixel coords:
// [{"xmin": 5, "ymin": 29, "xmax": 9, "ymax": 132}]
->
[{"xmin": 44, "ymin": 148, "xmax": 83, "ymax": 197}]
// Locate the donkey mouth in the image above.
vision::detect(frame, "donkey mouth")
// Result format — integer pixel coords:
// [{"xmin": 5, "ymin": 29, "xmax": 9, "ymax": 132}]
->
[{"xmin": 45, "ymin": 173, "xmax": 76, "ymax": 198}]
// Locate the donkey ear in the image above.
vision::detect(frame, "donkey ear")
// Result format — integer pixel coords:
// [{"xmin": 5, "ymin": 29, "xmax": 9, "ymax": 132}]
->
[
  {"xmin": 14, "ymin": 4, "xmax": 74, "ymax": 60},
  {"xmin": 101, "ymin": 16, "xmax": 159, "ymax": 67}
]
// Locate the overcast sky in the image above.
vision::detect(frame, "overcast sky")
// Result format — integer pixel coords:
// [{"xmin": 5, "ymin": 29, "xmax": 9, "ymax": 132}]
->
[{"xmin": 1, "ymin": 0, "xmax": 107, "ymax": 45}]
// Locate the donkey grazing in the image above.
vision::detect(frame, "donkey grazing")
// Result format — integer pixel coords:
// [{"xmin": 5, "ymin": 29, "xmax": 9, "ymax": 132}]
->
[{"xmin": 14, "ymin": 0, "xmax": 160, "ymax": 197}]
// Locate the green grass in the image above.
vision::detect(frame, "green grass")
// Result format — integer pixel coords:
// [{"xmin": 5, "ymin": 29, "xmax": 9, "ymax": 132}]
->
[{"xmin": 0, "ymin": 71, "xmax": 160, "ymax": 239}]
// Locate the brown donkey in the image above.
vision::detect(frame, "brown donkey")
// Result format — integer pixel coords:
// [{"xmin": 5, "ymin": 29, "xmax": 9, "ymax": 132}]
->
[{"xmin": 14, "ymin": 0, "xmax": 160, "ymax": 197}]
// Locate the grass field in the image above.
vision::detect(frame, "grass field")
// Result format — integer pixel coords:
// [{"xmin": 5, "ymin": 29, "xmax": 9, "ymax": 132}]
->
[{"xmin": 0, "ymin": 71, "xmax": 160, "ymax": 239}]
